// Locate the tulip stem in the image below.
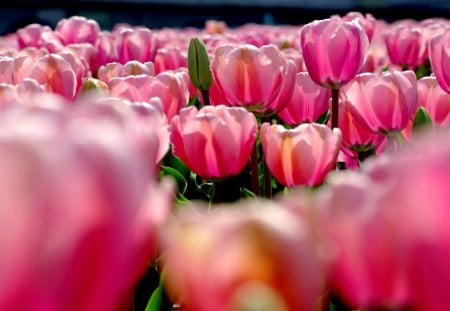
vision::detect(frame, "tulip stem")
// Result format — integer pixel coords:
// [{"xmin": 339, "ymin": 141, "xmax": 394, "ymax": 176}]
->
[
  {"xmin": 250, "ymin": 142, "xmax": 260, "ymax": 196},
  {"xmin": 262, "ymin": 116, "xmax": 272, "ymax": 198},
  {"xmin": 201, "ymin": 90, "xmax": 210, "ymax": 106},
  {"xmin": 331, "ymin": 88, "xmax": 340, "ymax": 129}
]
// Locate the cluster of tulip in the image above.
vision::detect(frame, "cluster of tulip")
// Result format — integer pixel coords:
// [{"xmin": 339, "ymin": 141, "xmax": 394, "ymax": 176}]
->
[{"xmin": 1, "ymin": 12, "xmax": 450, "ymax": 311}]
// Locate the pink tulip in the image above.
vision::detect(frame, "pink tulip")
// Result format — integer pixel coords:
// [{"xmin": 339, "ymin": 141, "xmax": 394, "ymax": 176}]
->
[
  {"xmin": 55, "ymin": 16, "xmax": 100, "ymax": 45},
  {"xmin": 170, "ymin": 105, "xmax": 257, "ymax": 179},
  {"xmin": 344, "ymin": 71, "xmax": 418, "ymax": 134},
  {"xmin": 211, "ymin": 44, "xmax": 296, "ymax": 115},
  {"xmin": 28, "ymin": 53, "xmax": 77, "ymax": 100},
  {"xmin": 16, "ymin": 24, "xmax": 62, "ymax": 50},
  {"xmin": 429, "ymin": 31, "xmax": 450, "ymax": 93},
  {"xmin": 316, "ymin": 172, "xmax": 411, "ymax": 309},
  {"xmin": 384, "ymin": 21, "xmax": 427, "ymax": 69},
  {"xmin": 277, "ymin": 72, "xmax": 331, "ymax": 125},
  {"xmin": 0, "ymin": 56, "xmax": 15, "ymax": 84},
  {"xmin": 116, "ymin": 27, "xmax": 159, "ymax": 64},
  {"xmin": 109, "ymin": 70, "xmax": 189, "ymax": 121},
  {"xmin": 97, "ymin": 60, "xmax": 155, "ymax": 84},
  {"xmin": 153, "ymin": 47, "xmax": 187, "ymax": 74},
  {"xmin": 260, "ymin": 123, "xmax": 342, "ymax": 187},
  {"xmin": 338, "ymin": 98, "xmax": 385, "ymax": 152},
  {"xmin": 342, "ymin": 12, "xmax": 377, "ymax": 43},
  {"xmin": 0, "ymin": 101, "xmax": 173, "ymax": 311},
  {"xmin": 162, "ymin": 200, "xmax": 324, "ymax": 311},
  {"xmin": 300, "ymin": 16, "xmax": 369, "ymax": 89},
  {"xmin": 91, "ymin": 32, "xmax": 117, "ymax": 72},
  {"xmin": 280, "ymin": 48, "xmax": 304, "ymax": 73},
  {"xmin": 417, "ymin": 76, "xmax": 450, "ymax": 127}
]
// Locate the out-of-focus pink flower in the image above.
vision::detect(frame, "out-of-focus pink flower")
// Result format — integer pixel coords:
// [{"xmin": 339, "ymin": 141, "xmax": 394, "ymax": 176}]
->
[
  {"xmin": 0, "ymin": 101, "xmax": 173, "ymax": 311},
  {"xmin": 300, "ymin": 16, "xmax": 369, "ymax": 89},
  {"xmin": 316, "ymin": 172, "xmax": 411, "ymax": 309},
  {"xmin": 384, "ymin": 21, "xmax": 427, "ymax": 70},
  {"xmin": 170, "ymin": 105, "xmax": 257, "ymax": 179},
  {"xmin": 260, "ymin": 123, "xmax": 342, "ymax": 187},
  {"xmin": 109, "ymin": 70, "xmax": 189, "ymax": 121},
  {"xmin": 211, "ymin": 44, "xmax": 296, "ymax": 115},
  {"xmin": 338, "ymin": 98, "xmax": 385, "ymax": 152},
  {"xmin": 344, "ymin": 71, "xmax": 418, "ymax": 134},
  {"xmin": 429, "ymin": 32, "xmax": 450, "ymax": 93},
  {"xmin": 342, "ymin": 12, "xmax": 377, "ymax": 42},
  {"xmin": 0, "ymin": 56, "xmax": 14, "ymax": 83},
  {"xmin": 153, "ymin": 47, "xmax": 187, "ymax": 74},
  {"xmin": 97, "ymin": 60, "xmax": 155, "ymax": 84},
  {"xmin": 116, "ymin": 27, "xmax": 159, "ymax": 64},
  {"xmin": 417, "ymin": 76, "xmax": 450, "ymax": 127},
  {"xmin": 16, "ymin": 24, "xmax": 62, "ymax": 50},
  {"xmin": 28, "ymin": 53, "xmax": 77, "ymax": 100},
  {"xmin": 277, "ymin": 72, "xmax": 331, "ymax": 125},
  {"xmin": 91, "ymin": 32, "xmax": 117, "ymax": 73},
  {"xmin": 55, "ymin": 16, "xmax": 100, "ymax": 45},
  {"xmin": 204, "ymin": 20, "xmax": 227, "ymax": 34},
  {"xmin": 360, "ymin": 43, "xmax": 391, "ymax": 74},
  {"xmin": 162, "ymin": 200, "xmax": 325, "ymax": 311},
  {"xmin": 280, "ymin": 48, "xmax": 304, "ymax": 73}
]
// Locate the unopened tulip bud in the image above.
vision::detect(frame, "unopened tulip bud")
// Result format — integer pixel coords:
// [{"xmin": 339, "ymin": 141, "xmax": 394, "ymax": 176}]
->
[
  {"xmin": 78, "ymin": 77, "xmax": 108, "ymax": 98},
  {"xmin": 188, "ymin": 37, "xmax": 213, "ymax": 91}
]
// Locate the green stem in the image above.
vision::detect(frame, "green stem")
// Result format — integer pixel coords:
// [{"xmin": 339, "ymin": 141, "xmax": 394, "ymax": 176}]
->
[
  {"xmin": 250, "ymin": 142, "xmax": 260, "ymax": 196},
  {"xmin": 357, "ymin": 148, "xmax": 375, "ymax": 166},
  {"xmin": 264, "ymin": 160, "xmax": 272, "ymax": 198},
  {"xmin": 201, "ymin": 89, "xmax": 210, "ymax": 106},
  {"xmin": 331, "ymin": 88, "xmax": 340, "ymax": 129}
]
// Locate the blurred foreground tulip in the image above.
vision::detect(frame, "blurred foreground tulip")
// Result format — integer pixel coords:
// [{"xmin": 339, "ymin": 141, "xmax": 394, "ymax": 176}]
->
[
  {"xmin": 260, "ymin": 123, "xmax": 342, "ymax": 187},
  {"xmin": 170, "ymin": 105, "xmax": 257, "ymax": 179},
  {"xmin": 0, "ymin": 99, "xmax": 173, "ymax": 311},
  {"xmin": 162, "ymin": 200, "xmax": 325, "ymax": 311}
]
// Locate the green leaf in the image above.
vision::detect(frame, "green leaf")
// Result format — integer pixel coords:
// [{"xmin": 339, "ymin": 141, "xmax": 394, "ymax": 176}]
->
[
  {"xmin": 316, "ymin": 111, "xmax": 330, "ymax": 124},
  {"xmin": 160, "ymin": 166, "xmax": 188, "ymax": 195},
  {"xmin": 241, "ymin": 187, "xmax": 257, "ymax": 199},
  {"xmin": 412, "ymin": 107, "xmax": 433, "ymax": 133},
  {"xmin": 145, "ymin": 286, "xmax": 162, "ymax": 311}
]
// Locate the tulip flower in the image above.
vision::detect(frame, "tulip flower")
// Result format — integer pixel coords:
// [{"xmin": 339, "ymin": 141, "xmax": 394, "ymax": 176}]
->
[
  {"xmin": 16, "ymin": 23, "xmax": 62, "ymax": 50},
  {"xmin": 170, "ymin": 105, "xmax": 257, "ymax": 179},
  {"xmin": 344, "ymin": 71, "xmax": 418, "ymax": 134},
  {"xmin": 55, "ymin": 16, "xmax": 100, "ymax": 45},
  {"xmin": 116, "ymin": 27, "xmax": 159, "ymax": 64},
  {"xmin": 300, "ymin": 16, "xmax": 369, "ymax": 128},
  {"xmin": 91, "ymin": 32, "xmax": 117, "ymax": 72},
  {"xmin": 97, "ymin": 60, "xmax": 155, "ymax": 84},
  {"xmin": 162, "ymin": 200, "xmax": 325, "ymax": 311},
  {"xmin": 0, "ymin": 101, "xmax": 173, "ymax": 311},
  {"xmin": 154, "ymin": 47, "xmax": 187, "ymax": 74},
  {"xmin": 384, "ymin": 21, "xmax": 427, "ymax": 70},
  {"xmin": 429, "ymin": 31, "xmax": 450, "ymax": 93},
  {"xmin": 342, "ymin": 12, "xmax": 377, "ymax": 43},
  {"xmin": 277, "ymin": 72, "xmax": 331, "ymax": 126},
  {"xmin": 260, "ymin": 123, "xmax": 342, "ymax": 187},
  {"xmin": 188, "ymin": 37, "xmax": 213, "ymax": 92},
  {"xmin": 211, "ymin": 44, "xmax": 296, "ymax": 115},
  {"xmin": 416, "ymin": 76, "xmax": 450, "ymax": 127}
]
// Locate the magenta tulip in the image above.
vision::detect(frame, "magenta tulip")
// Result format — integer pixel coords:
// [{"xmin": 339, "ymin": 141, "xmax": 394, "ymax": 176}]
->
[
  {"xmin": 300, "ymin": 16, "xmax": 369, "ymax": 89},
  {"xmin": 170, "ymin": 105, "xmax": 257, "ymax": 179},
  {"xmin": 429, "ymin": 31, "xmax": 450, "ymax": 93},
  {"xmin": 417, "ymin": 76, "xmax": 450, "ymax": 127},
  {"xmin": 260, "ymin": 123, "xmax": 342, "ymax": 187}
]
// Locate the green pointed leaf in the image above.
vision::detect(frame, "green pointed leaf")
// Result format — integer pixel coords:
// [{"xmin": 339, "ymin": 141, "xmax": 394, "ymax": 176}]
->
[
  {"xmin": 160, "ymin": 166, "xmax": 188, "ymax": 195},
  {"xmin": 241, "ymin": 187, "xmax": 257, "ymax": 199},
  {"xmin": 145, "ymin": 286, "xmax": 162, "ymax": 311},
  {"xmin": 412, "ymin": 107, "xmax": 433, "ymax": 133}
]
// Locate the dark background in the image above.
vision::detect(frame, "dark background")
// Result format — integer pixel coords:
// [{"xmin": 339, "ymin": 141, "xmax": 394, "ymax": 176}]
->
[{"xmin": 0, "ymin": 0, "xmax": 449, "ymax": 34}]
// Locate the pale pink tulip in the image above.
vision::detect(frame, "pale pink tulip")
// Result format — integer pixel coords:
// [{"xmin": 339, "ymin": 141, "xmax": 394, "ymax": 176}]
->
[
  {"xmin": 97, "ymin": 60, "xmax": 155, "ymax": 84},
  {"xmin": 170, "ymin": 105, "xmax": 257, "ymax": 179},
  {"xmin": 0, "ymin": 56, "xmax": 14, "ymax": 84},
  {"xmin": 344, "ymin": 71, "xmax": 418, "ymax": 134},
  {"xmin": 116, "ymin": 27, "xmax": 159, "ymax": 64},
  {"xmin": 28, "ymin": 53, "xmax": 77, "ymax": 100},
  {"xmin": 429, "ymin": 31, "xmax": 450, "ymax": 93},
  {"xmin": 162, "ymin": 200, "xmax": 324, "ymax": 311},
  {"xmin": 277, "ymin": 72, "xmax": 331, "ymax": 125},
  {"xmin": 91, "ymin": 32, "xmax": 117, "ymax": 72},
  {"xmin": 212, "ymin": 44, "xmax": 295, "ymax": 115},
  {"xmin": 417, "ymin": 76, "xmax": 450, "ymax": 127},
  {"xmin": 16, "ymin": 24, "xmax": 61, "ymax": 50},
  {"xmin": 260, "ymin": 123, "xmax": 342, "ymax": 187},
  {"xmin": 55, "ymin": 16, "xmax": 100, "ymax": 45},
  {"xmin": 153, "ymin": 47, "xmax": 187, "ymax": 74},
  {"xmin": 300, "ymin": 16, "xmax": 369, "ymax": 89}
]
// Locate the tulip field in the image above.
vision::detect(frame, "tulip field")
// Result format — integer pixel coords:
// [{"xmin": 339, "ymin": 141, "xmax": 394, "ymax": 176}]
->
[{"xmin": 1, "ymin": 12, "xmax": 450, "ymax": 311}]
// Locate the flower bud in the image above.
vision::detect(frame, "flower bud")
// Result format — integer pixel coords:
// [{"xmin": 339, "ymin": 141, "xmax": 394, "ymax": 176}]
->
[{"xmin": 188, "ymin": 37, "xmax": 213, "ymax": 91}]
